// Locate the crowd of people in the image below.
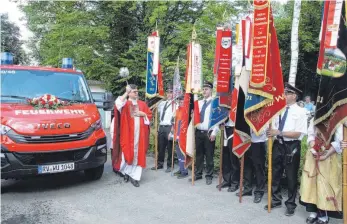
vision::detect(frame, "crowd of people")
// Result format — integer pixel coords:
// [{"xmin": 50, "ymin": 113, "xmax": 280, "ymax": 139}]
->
[{"xmin": 110, "ymin": 82, "xmax": 345, "ymax": 224}]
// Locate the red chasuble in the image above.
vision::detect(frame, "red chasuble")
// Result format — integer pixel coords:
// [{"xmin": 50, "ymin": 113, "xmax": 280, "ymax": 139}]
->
[{"xmin": 118, "ymin": 100, "xmax": 152, "ymax": 168}]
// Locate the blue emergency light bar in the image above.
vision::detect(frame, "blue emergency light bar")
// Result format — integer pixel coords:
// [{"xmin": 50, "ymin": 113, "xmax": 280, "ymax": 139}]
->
[
  {"xmin": 1, "ymin": 52, "xmax": 14, "ymax": 65},
  {"xmin": 62, "ymin": 58, "xmax": 73, "ymax": 69}
]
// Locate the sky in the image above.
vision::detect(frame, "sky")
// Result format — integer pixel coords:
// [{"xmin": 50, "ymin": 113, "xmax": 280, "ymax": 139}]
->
[{"xmin": 1, "ymin": 0, "xmax": 32, "ymax": 53}]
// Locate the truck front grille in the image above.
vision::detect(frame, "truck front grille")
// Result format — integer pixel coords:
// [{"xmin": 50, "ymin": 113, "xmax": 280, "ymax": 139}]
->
[
  {"xmin": 13, "ymin": 148, "xmax": 90, "ymax": 165},
  {"xmin": 7, "ymin": 128, "xmax": 93, "ymax": 144}
]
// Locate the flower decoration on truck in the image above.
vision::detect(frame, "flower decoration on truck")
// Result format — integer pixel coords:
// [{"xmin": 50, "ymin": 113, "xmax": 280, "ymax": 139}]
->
[{"xmin": 28, "ymin": 94, "xmax": 70, "ymax": 110}]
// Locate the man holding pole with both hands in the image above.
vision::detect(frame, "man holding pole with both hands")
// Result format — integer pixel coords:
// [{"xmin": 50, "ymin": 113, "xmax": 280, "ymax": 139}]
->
[{"xmin": 151, "ymin": 86, "xmax": 175, "ymax": 172}]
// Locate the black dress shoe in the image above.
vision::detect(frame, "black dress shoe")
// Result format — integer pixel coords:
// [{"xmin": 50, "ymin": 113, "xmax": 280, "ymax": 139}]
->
[
  {"xmin": 206, "ymin": 178, "xmax": 212, "ymax": 185},
  {"xmin": 165, "ymin": 168, "xmax": 171, "ymax": 173},
  {"xmin": 177, "ymin": 173, "xmax": 188, "ymax": 179},
  {"xmin": 216, "ymin": 181, "xmax": 230, "ymax": 189},
  {"xmin": 263, "ymin": 203, "xmax": 282, "ymax": 210},
  {"xmin": 306, "ymin": 216, "xmax": 317, "ymax": 224},
  {"xmin": 151, "ymin": 166, "xmax": 163, "ymax": 170},
  {"xmin": 113, "ymin": 169, "xmax": 124, "ymax": 177},
  {"xmin": 253, "ymin": 195, "xmax": 263, "ymax": 203},
  {"xmin": 236, "ymin": 191, "xmax": 252, "ymax": 197},
  {"xmin": 285, "ymin": 207, "xmax": 295, "ymax": 216},
  {"xmin": 188, "ymin": 176, "xmax": 202, "ymax": 182},
  {"xmin": 227, "ymin": 185, "xmax": 239, "ymax": 192},
  {"xmin": 124, "ymin": 174, "xmax": 129, "ymax": 182},
  {"xmin": 130, "ymin": 179, "xmax": 140, "ymax": 187},
  {"xmin": 173, "ymin": 170, "xmax": 181, "ymax": 176}
]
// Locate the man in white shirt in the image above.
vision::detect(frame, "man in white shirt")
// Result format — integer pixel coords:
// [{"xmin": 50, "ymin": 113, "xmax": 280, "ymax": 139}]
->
[
  {"xmin": 238, "ymin": 129, "xmax": 267, "ymax": 203},
  {"xmin": 189, "ymin": 81, "xmax": 219, "ymax": 185},
  {"xmin": 265, "ymin": 83, "xmax": 307, "ymax": 216},
  {"xmin": 151, "ymin": 87, "xmax": 175, "ymax": 172}
]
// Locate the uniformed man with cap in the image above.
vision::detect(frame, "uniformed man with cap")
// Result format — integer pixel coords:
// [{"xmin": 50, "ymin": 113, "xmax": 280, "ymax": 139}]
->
[
  {"xmin": 151, "ymin": 86, "xmax": 175, "ymax": 172},
  {"xmin": 265, "ymin": 83, "xmax": 308, "ymax": 216},
  {"xmin": 190, "ymin": 81, "xmax": 219, "ymax": 185}
]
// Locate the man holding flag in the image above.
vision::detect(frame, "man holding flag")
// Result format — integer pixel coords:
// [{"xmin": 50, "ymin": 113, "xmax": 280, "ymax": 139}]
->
[
  {"xmin": 265, "ymin": 83, "xmax": 307, "ymax": 215},
  {"xmin": 151, "ymin": 86, "xmax": 175, "ymax": 172},
  {"xmin": 191, "ymin": 81, "xmax": 219, "ymax": 185}
]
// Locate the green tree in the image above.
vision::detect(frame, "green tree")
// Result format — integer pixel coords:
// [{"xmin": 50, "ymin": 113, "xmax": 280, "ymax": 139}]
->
[
  {"xmin": 275, "ymin": 1, "xmax": 322, "ymax": 99},
  {"xmin": 21, "ymin": 1, "xmax": 248, "ymax": 98},
  {"xmin": 0, "ymin": 13, "xmax": 28, "ymax": 64}
]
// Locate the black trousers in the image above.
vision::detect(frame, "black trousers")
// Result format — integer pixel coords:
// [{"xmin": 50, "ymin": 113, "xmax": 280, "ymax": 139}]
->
[
  {"xmin": 195, "ymin": 130, "xmax": 216, "ymax": 179},
  {"xmin": 222, "ymin": 127, "xmax": 240, "ymax": 187},
  {"xmin": 271, "ymin": 140, "xmax": 301, "ymax": 209},
  {"xmin": 157, "ymin": 125, "xmax": 173, "ymax": 168},
  {"xmin": 244, "ymin": 142, "xmax": 266, "ymax": 196}
]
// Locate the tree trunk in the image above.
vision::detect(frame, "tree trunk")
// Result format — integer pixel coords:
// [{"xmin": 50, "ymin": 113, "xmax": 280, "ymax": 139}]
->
[{"xmin": 288, "ymin": 0, "xmax": 301, "ymax": 87}]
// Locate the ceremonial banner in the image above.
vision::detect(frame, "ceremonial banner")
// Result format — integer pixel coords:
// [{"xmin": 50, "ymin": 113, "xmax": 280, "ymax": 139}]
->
[
  {"xmin": 145, "ymin": 31, "xmax": 164, "ymax": 109},
  {"xmin": 250, "ymin": 0, "xmax": 270, "ymax": 87},
  {"xmin": 181, "ymin": 93, "xmax": 196, "ymax": 168},
  {"xmin": 244, "ymin": 16, "xmax": 253, "ymax": 71},
  {"xmin": 182, "ymin": 39, "xmax": 202, "ymax": 168},
  {"xmin": 231, "ymin": 20, "xmax": 251, "ymax": 158},
  {"xmin": 214, "ymin": 28, "xmax": 233, "ymax": 94},
  {"xmin": 233, "ymin": 67, "xmax": 251, "ymax": 158},
  {"xmin": 208, "ymin": 27, "xmax": 233, "ymax": 130},
  {"xmin": 244, "ymin": 10, "xmax": 286, "ymax": 135},
  {"xmin": 173, "ymin": 63, "xmax": 182, "ymax": 101},
  {"xmin": 314, "ymin": 0, "xmax": 347, "ymax": 144},
  {"xmin": 234, "ymin": 22, "xmax": 243, "ymax": 76}
]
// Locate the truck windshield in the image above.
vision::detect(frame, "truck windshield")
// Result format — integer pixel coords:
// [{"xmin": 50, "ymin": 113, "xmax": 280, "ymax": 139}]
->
[{"xmin": 1, "ymin": 69, "xmax": 92, "ymax": 103}]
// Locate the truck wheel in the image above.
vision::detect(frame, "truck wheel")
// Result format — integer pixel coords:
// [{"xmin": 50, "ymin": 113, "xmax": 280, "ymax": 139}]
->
[{"xmin": 84, "ymin": 165, "xmax": 104, "ymax": 180}]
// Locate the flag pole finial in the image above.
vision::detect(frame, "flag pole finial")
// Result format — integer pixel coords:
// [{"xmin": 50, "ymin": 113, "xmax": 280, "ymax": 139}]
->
[{"xmin": 192, "ymin": 25, "xmax": 197, "ymax": 40}]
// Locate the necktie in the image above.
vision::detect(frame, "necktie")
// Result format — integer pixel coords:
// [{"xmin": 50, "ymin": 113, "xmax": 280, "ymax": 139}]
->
[
  {"xmin": 200, "ymin": 100, "xmax": 208, "ymax": 122},
  {"xmin": 278, "ymin": 106, "xmax": 289, "ymax": 131},
  {"xmin": 160, "ymin": 101, "xmax": 169, "ymax": 121}
]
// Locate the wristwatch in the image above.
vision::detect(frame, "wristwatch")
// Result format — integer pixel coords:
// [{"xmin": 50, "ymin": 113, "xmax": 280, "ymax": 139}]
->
[{"xmin": 278, "ymin": 130, "xmax": 283, "ymax": 137}]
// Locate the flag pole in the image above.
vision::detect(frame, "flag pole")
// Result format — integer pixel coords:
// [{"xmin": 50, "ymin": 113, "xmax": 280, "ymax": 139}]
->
[
  {"xmin": 239, "ymin": 156, "xmax": 245, "ymax": 203},
  {"xmin": 154, "ymin": 107, "xmax": 158, "ymax": 170},
  {"xmin": 219, "ymin": 129, "xmax": 224, "ymax": 191},
  {"xmin": 343, "ymin": 125, "xmax": 347, "ymax": 224},
  {"xmin": 267, "ymin": 122, "xmax": 273, "ymax": 213},
  {"xmin": 171, "ymin": 117, "xmax": 176, "ymax": 176}
]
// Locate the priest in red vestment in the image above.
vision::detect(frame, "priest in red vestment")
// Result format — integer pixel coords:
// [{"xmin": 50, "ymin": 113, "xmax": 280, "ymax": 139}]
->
[{"xmin": 114, "ymin": 84, "xmax": 152, "ymax": 187}]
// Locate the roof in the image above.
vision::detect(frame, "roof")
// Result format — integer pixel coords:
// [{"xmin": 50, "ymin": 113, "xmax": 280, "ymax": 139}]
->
[{"xmin": 0, "ymin": 65, "xmax": 83, "ymax": 74}]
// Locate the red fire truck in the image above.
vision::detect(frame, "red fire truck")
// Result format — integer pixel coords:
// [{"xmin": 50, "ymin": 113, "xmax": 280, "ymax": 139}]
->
[{"xmin": 1, "ymin": 53, "xmax": 113, "ymax": 180}]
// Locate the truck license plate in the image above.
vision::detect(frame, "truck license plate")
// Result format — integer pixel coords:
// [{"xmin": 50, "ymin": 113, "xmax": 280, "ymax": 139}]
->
[{"xmin": 38, "ymin": 163, "xmax": 75, "ymax": 174}]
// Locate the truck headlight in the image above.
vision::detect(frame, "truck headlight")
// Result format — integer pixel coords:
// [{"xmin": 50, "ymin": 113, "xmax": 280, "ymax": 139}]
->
[
  {"xmin": 0, "ymin": 124, "xmax": 12, "ymax": 135},
  {"xmin": 91, "ymin": 119, "xmax": 102, "ymax": 131}
]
